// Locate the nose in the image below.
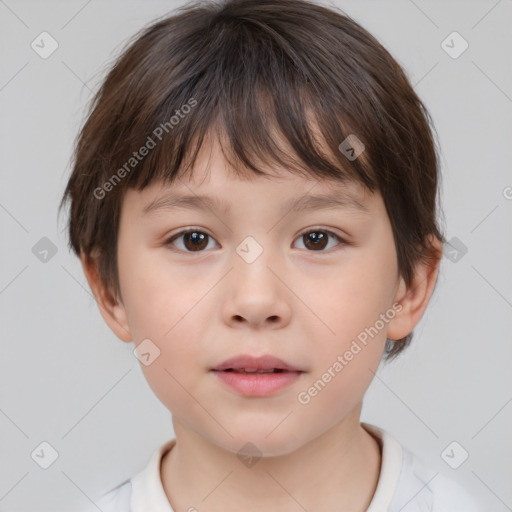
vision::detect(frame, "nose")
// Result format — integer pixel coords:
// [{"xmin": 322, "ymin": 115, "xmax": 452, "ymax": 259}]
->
[{"xmin": 221, "ymin": 248, "xmax": 292, "ymax": 330}]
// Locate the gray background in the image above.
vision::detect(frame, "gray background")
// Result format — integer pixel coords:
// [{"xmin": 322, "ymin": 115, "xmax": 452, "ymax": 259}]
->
[{"xmin": 1, "ymin": 0, "xmax": 511, "ymax": 510}]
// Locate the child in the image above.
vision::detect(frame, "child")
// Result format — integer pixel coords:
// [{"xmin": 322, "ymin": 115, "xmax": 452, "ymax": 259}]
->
[{"xmin": 59, "ymin": 0, "xmax": 480, "ymax": 510}]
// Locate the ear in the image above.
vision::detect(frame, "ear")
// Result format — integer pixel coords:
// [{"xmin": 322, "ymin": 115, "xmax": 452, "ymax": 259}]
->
[
  {"xmin": 387, "ymin": 236, "xmax": 443, "ymax": 341},
  {"xmin": 80, "ymin": 250, "xmax": 133, "ymax": 342}
]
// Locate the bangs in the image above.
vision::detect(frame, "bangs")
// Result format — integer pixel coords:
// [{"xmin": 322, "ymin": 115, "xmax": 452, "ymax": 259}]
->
[{"xmin": 95, "ymin": 8, "xmax": 380, "ymax": 195}]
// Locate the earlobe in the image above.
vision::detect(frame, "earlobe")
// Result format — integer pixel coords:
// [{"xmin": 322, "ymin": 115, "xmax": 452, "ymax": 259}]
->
[
  {"xmin": 387, "ymin": 237, "xmax": 442, "ymax": 341},
  {"xmin": 79, "ymin": 251, "xmax": 133, "ymax": 343}
]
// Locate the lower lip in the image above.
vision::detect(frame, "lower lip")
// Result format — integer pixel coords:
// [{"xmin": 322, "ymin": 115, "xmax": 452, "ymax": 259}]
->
[{"xmin": 211, "ymin": 370, "xmax": 302, "ymax": 397}]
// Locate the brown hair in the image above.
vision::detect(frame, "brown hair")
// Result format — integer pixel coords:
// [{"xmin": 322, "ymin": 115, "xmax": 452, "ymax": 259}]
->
[{"xmin": 58, "ymin": 0, "xmax": 445, "ymax": 361}]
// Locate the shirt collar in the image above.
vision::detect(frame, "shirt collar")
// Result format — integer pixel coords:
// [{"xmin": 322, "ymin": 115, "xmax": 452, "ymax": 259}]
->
[
  {"xmin": 131, "ymin": 438, "xmax": 177, "ymax": 511},
  {"xmin": 362, "ymin": 422, "xmax": 404, "ymax": 512}
]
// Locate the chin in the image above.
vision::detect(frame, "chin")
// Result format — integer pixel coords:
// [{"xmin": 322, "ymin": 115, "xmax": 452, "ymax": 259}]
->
[{"xmin": 215, "ymin": 428, "xmax": 307, "ymax": 459}]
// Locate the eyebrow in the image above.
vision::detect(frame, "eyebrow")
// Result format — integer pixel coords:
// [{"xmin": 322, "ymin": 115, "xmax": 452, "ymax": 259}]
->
[{"xmin": 142, "ymin": 189, "xmax": 370, "ymax": 216}]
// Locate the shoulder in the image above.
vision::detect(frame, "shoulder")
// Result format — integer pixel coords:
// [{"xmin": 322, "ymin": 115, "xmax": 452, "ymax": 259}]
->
[
  {"xmin": 362, "ymin": 423, "xmax": 480, "ymax": 512},
  {"xmin": 429, "ymin": 472, "xmax": 480, "ymax": 512},
  {"xmin": 393, "ymin": 446, "xmax": 480, "ymax": 512},
  {"xmin": 90, "ymin": 438, "xmax": 175, "ymax": 511},
  {"xmin": 95, "ymin": 480, "xmax": 132, "ymax": 511}
]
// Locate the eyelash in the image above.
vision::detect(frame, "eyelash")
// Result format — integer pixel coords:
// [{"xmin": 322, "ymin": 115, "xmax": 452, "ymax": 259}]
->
[{"xmin": 163, "ymin": 227, "xmax": 347, "ymax": 254}]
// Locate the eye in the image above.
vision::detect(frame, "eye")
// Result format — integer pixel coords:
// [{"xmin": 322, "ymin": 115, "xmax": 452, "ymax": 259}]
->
[
  {"xmin": 164, "ymin": 227, "xmax": 346, "ymax": 253},
  {"xmin": 164, "ymin": 229, "xmax": 218, "ymax": 253},
  {"xmin": 293, "ymin": 228, "xmax": 345, "ymax": 252}
]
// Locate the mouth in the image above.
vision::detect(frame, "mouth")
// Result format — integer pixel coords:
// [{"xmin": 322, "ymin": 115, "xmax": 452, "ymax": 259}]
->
[
  {"xmin": 210, "ymin": 354, "xmax": 303, "ymax": 373},
  {"xmin": 217, "ymin": 368, "xmax": 290, "ymax": 374},
  {"xmin": 210, "ymin": 354, "xmax": 304, "ymax": 397}
]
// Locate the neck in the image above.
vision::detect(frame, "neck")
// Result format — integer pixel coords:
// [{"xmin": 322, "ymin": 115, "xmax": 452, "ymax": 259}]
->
[{"xmin": 160, "ymin": 407, "xmax": 381, "ymax": 511}]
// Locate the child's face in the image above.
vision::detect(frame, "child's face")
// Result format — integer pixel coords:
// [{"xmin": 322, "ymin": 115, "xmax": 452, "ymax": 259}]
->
[{"xmin": 110, "ymin": 140, "xmax": 406, "ymax": 455}]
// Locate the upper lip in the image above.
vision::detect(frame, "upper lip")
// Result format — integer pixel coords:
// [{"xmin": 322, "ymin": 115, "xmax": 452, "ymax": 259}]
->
[{"xmin": 211, "ymin": 354, "xmax": 303, "ymax": 372}]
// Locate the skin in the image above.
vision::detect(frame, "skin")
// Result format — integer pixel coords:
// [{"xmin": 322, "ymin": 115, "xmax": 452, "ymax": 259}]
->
[{"xmin": 82, "ymin": 138, "xmax": 441, "ymax": 511}]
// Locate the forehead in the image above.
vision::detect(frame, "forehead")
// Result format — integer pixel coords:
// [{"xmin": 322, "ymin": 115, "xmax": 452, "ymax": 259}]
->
[
  {"xmin": 124, "ymin": 135, "xmax": 376, "ymax": 217},
  {"xmin": 129, "ymin": 171, "xmax": 374, "ymax": 228}
]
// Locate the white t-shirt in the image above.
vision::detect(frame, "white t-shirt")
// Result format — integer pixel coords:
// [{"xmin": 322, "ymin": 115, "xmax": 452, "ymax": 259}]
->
[{"xmin": 94, "ymin": 423, "xmax": 480, "ymax": 511}]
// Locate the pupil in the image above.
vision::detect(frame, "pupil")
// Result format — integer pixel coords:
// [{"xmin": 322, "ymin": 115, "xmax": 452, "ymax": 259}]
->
[
  {"xmin": 186, "ymin": 232, "xmax": 207, "ymax": 250},
  {"xmin": 305, "ymin": 231, "xmax": 327, "ymax": 250}
]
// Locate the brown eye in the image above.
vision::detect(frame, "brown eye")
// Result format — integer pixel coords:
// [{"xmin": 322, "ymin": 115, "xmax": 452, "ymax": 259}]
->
[
  {"xmin": 294, "ymin": 229, "xmax": 344, "ymax": 252},
  {"xmin": 165, "ymin": 227, "xmax": 346, "ymax": 254},
  {"xmin": 165, "ymin": 230, "xmax": 216, "ymax": 252}
]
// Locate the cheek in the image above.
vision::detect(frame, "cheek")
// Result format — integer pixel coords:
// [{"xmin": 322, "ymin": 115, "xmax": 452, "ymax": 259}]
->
[
  {"xmin": 303, "ymin": 248, "xmax": 396, "ymax": 389},
  {"xmin": 118, "ymin": 244, "xmax": 205, "ymax": 337},
  {"xmin": 298, "ymin": 268, "xmax": 389, "ymax": 418},
  {"xmin": 315, "ymin": 252, "xmax": 396, "ymax": 340},
  {"xmin": 119, "ymin": 249, "xmax": 215, "ymax": 405}
]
